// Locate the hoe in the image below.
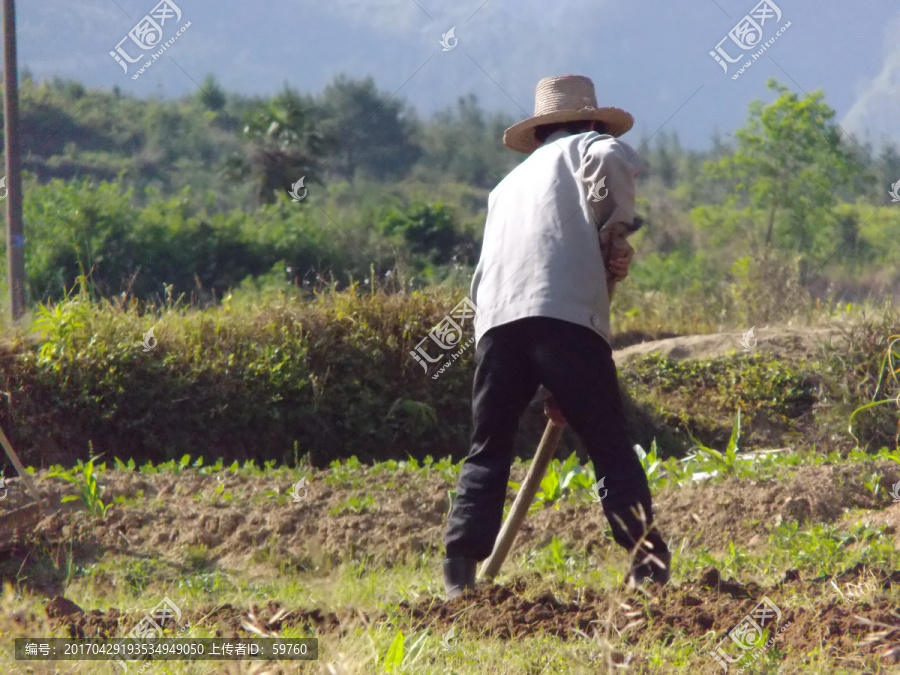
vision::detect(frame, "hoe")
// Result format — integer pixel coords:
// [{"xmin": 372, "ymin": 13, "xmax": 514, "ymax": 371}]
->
[{"xmin": 0, "ymin": 425, "xmax": 58, "ymax": 539}]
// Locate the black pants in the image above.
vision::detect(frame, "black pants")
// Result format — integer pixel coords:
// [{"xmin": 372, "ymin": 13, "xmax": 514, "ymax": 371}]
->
[{"xmin": 444, "ymin": 316, "xmax": 656, "ymax": 561}]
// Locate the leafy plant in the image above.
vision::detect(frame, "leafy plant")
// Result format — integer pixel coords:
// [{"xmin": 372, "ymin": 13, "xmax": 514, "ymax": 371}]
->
[
  {"xmin": 508, "ymin": 452, "xmax": 595, "ymax": 510},
  {"xmin": 380, "ymin": 627, "xmax": 428, "ymax": 673},
  {"xmin": 47, "ymin": 457, "xmax": 112, "ymax": 517},
  {"xmin": 113, "ymin": 457, "xmax": 136, "ymax": 472},
  {"xmin": 635, "ymin": 439, "xmax": 663, "ymax": 480},
  {"xmin": 31, "ymin": 277, "xmax": 92, "ymax": 364},
  {"xmin": 382, "ymin": 630, "xmax": 405, "ymax": 673},
  {"xmin": 863, "ymin": 472, "xmax": 881, "ymax": 498},
  {"xmin": 693, "ymin": 410, "xmax": 743, "ymax": 476},
  {"xmin": 557, "ymin": 452, "xmax": 596, "ymax": 494},
  {"xmin": 533, "ymin": 463, "xmax": 562, "ymax": 506},
  {"xmin": 328, "ymin": 494, "xmax": 376, "ymax": 516}
]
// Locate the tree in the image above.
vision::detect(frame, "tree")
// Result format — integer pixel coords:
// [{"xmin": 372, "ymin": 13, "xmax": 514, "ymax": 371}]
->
[
  {"xmin": 197, "ymin": 74, "xmax": 227, "ymax": 112},
  {"xmin": 877, "ymin": 142, "xmax": 900, "ymax": 204},
  {"xmin": 704, "ymin": 79, "xmax": 869, "ymax": 256},
  {"xmin": 316, "ymin": 75, "xmax": 420, "ymax": 180},
  {"xmin": 648, "ymin": 131, "xmax": 681, "ymax": 188},
  {"xmin": 230, "ymin": 86, "xmax": 326, "ymax": 203},
  {"xmin": 417, "ymin": 94, "xmax": 517, "ymax": 188},
  {"xmin": 378, "ymin": 202, "xmax": 460, "ymax": 264}
]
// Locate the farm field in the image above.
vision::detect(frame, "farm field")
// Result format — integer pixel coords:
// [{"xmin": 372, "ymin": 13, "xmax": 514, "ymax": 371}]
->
[
  {"xmin": 4, "ymin": 3, "xmax": 900, "ymax": 673},
  {"xmin": 1, "ymin": 330, "xmax": 899, "ymax": 675}
]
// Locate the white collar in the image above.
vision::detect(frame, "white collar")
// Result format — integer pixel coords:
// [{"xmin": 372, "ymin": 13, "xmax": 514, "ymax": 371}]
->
[{"xmin": 543, "ymin": 129, "xmax": 611, "ymax": 145}]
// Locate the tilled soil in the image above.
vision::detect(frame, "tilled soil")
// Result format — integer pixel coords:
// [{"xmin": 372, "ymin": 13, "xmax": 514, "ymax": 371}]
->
[
  {"xmin": 38, "ymin": 564, "xmax": 900, "ymax": 669},
  {"xmin": 0, "ymin": 457, "xmax": 898, "ymax": 671},
  {"xmin": 1, "ymin": 460, "xmax": 897, "ymax": 577},
  {"xmin": 400, "ymin": 565, "xmax": 900, "ymax": 655},
  {"xmin": 0, "ymin": 462, "xmax": 900, "ymax": 596}
]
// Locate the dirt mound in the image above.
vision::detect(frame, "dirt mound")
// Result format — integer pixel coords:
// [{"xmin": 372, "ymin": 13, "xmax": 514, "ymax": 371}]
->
[
  {"xmin": 5, "ymin": 467, "xmax": 448, "ymax": 575},
  {"xmin": 613, "ymin": 325, "xmax": 842, "ymax": 364},
  {"xmin": 50, "ymin": 599, "xmax": 375, "ymax": 641},
  {"xmin": 842, "ymin": 500, "xmax": 900, "ymax": 549},
  {"xmin": 396, "ymin": 566, "xmax": 900, "ymax": 665}
]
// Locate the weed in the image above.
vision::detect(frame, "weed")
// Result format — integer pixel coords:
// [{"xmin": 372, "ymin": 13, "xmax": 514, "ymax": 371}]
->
[
  {"xmin": 525, "ymin": 536, "xmax": 588, "ymax": 582},
  {"xmin": 821, "ymin": 312, "xmax": 900, "ymax": 452},
  {"xmin": 119, "ymin": 558, "xmax": 163, "ymax": 596},
  {"xmin": 184, "ymin": 544, "xmax": 211, "ymax": 570},
  {"xmin": 381, "ymin": 628, "xmax": 429, "ymax": 673},
  {"xmin": 769, "ymin": 521, "xmax": 896, "ymax": 576},
  {"xmin": 848, "ymin": 333, "xmax": 900, "ymax": 451}
]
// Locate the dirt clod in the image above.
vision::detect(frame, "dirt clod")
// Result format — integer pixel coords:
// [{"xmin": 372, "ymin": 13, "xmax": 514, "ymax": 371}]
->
[{"xmin": 45, "ymin": 596, "xmax": 83, "ymax": 619}]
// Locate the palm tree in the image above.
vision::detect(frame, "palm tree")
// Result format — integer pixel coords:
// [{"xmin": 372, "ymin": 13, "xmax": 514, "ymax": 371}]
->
[{"xmin": 226, "ymin": 87, "xmax": 327, "ymax": 204}]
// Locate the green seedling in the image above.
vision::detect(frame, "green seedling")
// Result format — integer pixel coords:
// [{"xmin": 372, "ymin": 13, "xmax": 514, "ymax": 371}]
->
[
  {"xmin": 693, "ymin": 410, "xmax": 742, "ymax": 475},
  {"xmin": 47, "ymin": 457, "xmax": 112, "ymax": 518},
  {"xmin": 863, "ymin": 472, "xmax": 881, "ymax": 498},
  {"xmin": 509, "ymin": 452, "xmax": 595, "ymax": 510},
  {"xmin": 328, "ymin": 494, "xmax": 376, "ymax": 515}
]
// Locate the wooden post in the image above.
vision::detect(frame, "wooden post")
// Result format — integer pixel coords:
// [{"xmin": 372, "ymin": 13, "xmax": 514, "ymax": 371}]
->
[{"xmin": 3, "ymin": 0, "xmax": 25, "ymax": 321}]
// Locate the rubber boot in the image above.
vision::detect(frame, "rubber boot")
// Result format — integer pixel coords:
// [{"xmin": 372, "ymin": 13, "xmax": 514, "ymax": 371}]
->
[
  {"xmin": 604, "ymin": 498, "xmax": 670, "ymax": 588},
  {"xmin": 625, "ymin": 529, "xmax": 671, "ymax": 588},
  {"xmin": 442, "ymin": 557, "xmax": 477, "ymax": 599}
]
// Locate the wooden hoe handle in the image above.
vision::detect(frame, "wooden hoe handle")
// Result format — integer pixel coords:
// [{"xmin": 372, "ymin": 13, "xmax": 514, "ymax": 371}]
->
[{"xmin": 478, "ymin": 419, "xmax": 565, "ymax": 580}]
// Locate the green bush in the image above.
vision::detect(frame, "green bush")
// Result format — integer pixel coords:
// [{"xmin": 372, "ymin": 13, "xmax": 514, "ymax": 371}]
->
[
  {"xmin": 2, "ymin": 282, "xmax": 487, "ymax": 468},
  {"xmin": 9, "ymin": 178, "xmax": 403, "ymax": 304},
  {"xmin": 0, "ymin": 277, "xmax": 894, "ymax": 470}
]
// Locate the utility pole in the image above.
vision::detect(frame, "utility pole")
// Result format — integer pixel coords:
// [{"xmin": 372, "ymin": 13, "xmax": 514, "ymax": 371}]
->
[{"xmin": 3, "ymin": 0, "xmax": 24, "ymax": 321}]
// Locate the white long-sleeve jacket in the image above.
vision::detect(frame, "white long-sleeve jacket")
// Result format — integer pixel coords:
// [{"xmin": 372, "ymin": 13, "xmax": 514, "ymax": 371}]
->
[{"xmin": 471, "ymin": 129, "xmax": 641, "ymax": 346}]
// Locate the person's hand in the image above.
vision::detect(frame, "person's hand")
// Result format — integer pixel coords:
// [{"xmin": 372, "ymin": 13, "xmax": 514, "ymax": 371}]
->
[
  {"xmin": 544, "ymin": 395, "xmax": 567, "ymax": 426},
  {"xmin": 601, "ymin": 227, "xmax": 635, "ymax": 283},
  {"xmin": 607, "ymin": 246, "xmax": 633, "ymax": 282}
]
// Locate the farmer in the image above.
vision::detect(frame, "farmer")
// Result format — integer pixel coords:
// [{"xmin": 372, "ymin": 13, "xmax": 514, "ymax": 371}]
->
[{"xmin": 442, "ymin": 74, "xmax": 670, "ymax": 598}]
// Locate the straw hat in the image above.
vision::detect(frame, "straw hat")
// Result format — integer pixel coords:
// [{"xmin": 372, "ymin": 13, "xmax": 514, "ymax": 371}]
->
[{"xmin": 503, "ymin": 75, "xmax": 633, "ymax": 154}]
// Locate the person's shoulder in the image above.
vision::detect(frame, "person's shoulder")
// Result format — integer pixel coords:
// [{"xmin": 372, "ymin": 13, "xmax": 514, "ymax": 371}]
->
[
  {"xmin": 581, "ymin": 133, "xmax": 640, "ymax": 171},
  {"xmin": 582, "ymin": 132, "xmax": 637, "ymax": 158},
  {"xmin": 488, "ymin": 170, "xmax": 514, "ymax": 204}
]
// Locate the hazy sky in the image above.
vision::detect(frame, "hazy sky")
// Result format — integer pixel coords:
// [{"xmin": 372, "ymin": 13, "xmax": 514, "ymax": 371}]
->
[{"xmin": 15, "ymin": 0, "xmax": 900, "ymax": 150}]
